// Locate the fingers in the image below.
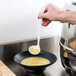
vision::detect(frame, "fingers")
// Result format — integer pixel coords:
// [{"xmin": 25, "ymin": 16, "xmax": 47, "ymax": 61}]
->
[
  {"xmin": 42, "ymin": 19, "xmax": 51, "ymax": 26},
  {"xmin": 38, "ymin": 6, "xmax": 48, "ymax": 19},
  {"xmin": 38, "ymin": 12, "xmax": 47, "ymax": 19},
  {"xmin": 37, "ymin": 4, "xmax": 52, "ymax": 27}
]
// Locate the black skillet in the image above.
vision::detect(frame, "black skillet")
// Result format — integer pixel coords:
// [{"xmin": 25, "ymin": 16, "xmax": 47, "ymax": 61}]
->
[{"xmin": 14, "ymin": 50, "xmax": 57, "ymax": 75}]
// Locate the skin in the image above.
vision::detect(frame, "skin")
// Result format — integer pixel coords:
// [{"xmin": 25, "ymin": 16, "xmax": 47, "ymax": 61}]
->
[{"xmin": 38, "ymin": 3, "xmax": 76, "ymax": 26}]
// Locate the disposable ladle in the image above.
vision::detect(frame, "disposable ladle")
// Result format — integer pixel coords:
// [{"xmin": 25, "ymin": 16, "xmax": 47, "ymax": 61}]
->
[
  {"xmin": 28, "ymin": 4, "xmax": 45, "ymax": 55},
  {"xmin": 29, "ymin": 19, "xmax": 42, "ymax": 55}
]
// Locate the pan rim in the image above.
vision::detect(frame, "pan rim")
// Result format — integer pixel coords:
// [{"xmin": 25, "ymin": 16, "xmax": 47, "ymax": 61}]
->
[{"xmin": 14, "ymin": 50, "xmax": 57, "ymax": 68}]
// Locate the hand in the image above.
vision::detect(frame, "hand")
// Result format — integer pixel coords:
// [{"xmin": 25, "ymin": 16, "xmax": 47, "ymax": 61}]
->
[{"xmin": 38, "ymin": 3, "xmax": 64, "ymax": 26}]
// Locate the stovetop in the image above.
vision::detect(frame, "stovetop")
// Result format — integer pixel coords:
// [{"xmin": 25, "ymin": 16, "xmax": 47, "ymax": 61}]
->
[
  {"xmin": 25, "ymin": 72, "xmax": 46, "ymax": 76},
  {"xmin": 6, "ymin": 54, "xmax": 76, "ymax": 76}
]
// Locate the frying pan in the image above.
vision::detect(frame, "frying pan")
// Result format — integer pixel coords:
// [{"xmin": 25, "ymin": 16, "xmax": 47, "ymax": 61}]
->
[{"xmin": 14, "ymin": 50, "xmax": 57, "ymax": 75}]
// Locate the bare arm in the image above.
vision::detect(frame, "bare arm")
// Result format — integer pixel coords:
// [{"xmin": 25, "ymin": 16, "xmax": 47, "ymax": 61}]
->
[
  {"xmin": 58, "ymin": 11, "xmax": 76, "ymax": 24},
  {"xmin": 38, "ymin": 4, "xmax": 76, "ymax": 26}
]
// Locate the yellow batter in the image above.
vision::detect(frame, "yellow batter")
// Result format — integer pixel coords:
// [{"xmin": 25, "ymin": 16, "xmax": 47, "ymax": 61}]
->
[
  {"xmin": 29, "ymin": 48, "xmax": 40, "ymax": 55},
  {"xmin": 21, "ymin": 57, "xmax": 50, "ymax": 66}
]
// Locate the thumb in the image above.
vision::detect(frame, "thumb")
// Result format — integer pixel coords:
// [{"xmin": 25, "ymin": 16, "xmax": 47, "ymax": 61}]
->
[{"xmin": 38, "ymin": 12, "xmax": 47, "ymax": 19}]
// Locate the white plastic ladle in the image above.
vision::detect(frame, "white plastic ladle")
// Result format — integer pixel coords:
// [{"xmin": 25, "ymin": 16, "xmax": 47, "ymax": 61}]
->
[
  {"xmin": 28, "ymin": 3, "xmax": 47, "ymax": 55},
  {"xmin": 28, "ymin": 19, "xmax": 41, "ymax": 55}
]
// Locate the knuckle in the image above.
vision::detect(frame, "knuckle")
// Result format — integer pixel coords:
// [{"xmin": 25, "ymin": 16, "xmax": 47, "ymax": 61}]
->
[{"xmin": 47, "ymin": 3, "xmax": 52, "ymax": 7}]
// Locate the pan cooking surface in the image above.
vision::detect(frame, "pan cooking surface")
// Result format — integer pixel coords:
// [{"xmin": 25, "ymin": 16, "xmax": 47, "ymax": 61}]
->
[
  {"xmin": 14, "ymin": 50, "xmax": 57, "ymax": 68},
  {"xmin": 21, "ymin": 57, "xmax": 50, "ymax": 66}
]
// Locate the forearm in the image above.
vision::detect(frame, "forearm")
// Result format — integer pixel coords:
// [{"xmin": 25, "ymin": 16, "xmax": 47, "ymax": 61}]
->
[{"xmin": 58, "ymin": 11, "xmax": 76, "ymax": 24}]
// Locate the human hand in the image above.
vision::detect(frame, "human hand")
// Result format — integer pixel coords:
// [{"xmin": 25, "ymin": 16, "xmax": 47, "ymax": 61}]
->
[{"xmin": 38, "ymin": 3, "xmax": 64, "ymax": 26}]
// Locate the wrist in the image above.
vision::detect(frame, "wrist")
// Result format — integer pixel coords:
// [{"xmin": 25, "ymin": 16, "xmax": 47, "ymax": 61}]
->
[
  {"xmin": 57, "ymin": 10, "xmax": 68, "ymax": 23},
  {"xmin": 55, "ymin": 10, "xmax": 76, "ymax": 24}
]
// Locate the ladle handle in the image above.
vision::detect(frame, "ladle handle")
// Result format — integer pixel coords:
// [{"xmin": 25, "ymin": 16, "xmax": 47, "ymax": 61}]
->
[
  {"xmin": 37, "ymin": 21, "xmax": 41, "ymax": 47},
  {"xmin": 37, "ymin": 2, "xmax": 47, "ymax": 47}
]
